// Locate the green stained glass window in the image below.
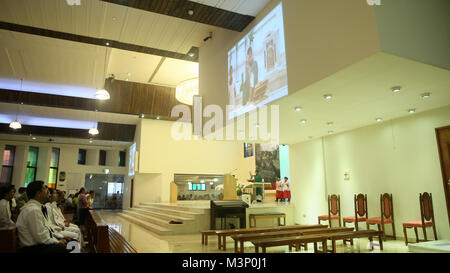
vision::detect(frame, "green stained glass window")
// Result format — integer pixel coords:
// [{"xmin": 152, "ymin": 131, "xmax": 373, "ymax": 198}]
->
[
  {"xmin": 25, "ymin": 147, "xmax": 39, "ymax": 186},
  {"xmin": 48, "ymin": 148, "xmax": 60, "ymax": 189}
]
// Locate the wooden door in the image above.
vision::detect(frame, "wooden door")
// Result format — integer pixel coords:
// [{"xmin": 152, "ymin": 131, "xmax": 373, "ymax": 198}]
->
[
  {"xmin": 130, "ymin": 179, "xmax": 134, "ymax": 208},
  {"xmin": 436, "ymin": 125, "xmax": 450, "ymax": 226}
]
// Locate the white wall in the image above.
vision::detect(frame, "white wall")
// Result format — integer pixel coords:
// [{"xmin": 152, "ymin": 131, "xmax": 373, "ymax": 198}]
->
[
  {"xmin": 290, "ymin": 105, "xmax": 450, "ymax": 239},
  {"xmin": 132, "ymin": 119, "xmax": 255, "ymax": 205}
]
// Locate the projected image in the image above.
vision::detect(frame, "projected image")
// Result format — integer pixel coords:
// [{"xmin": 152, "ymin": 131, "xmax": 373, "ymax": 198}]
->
[{"xmin": 228, "ymin": 3, "xmax": 288, "ymax": 119}]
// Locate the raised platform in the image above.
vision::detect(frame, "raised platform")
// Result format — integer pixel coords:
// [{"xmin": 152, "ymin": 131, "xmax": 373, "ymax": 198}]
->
[
  {"xmin": 118, "ymin": 201, "xmax": 295, "ymax": 236},
  {"xmin": 408, "ymin": 240, "xmax": 450, "ymax": 253}
]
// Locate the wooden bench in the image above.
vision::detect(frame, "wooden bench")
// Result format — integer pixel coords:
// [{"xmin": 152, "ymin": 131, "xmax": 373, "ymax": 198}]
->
[
  {"xmin": 0, "ymin": 226, "xmax": 17, "ymax": 253},
  {"xmin": 249, "ymin": 213, "xmax": 286, "ymax": 228},
  {"xmin": 215, "ymin": 224, "xmax": 326, "ymax": 251},
  {"xmin": 108, "ymin": 227, "xmax": 137, "ymax": 253},
  {"xmin": 86, "ymin": 210, "xmax": 136, "ymax": 253},
  {"xmin": 201, "ymin": 230, "xmax": 217, "ymax": 245},
  {"xmin": 327, "ymin": 230, "xmax": 384, "ymax": 253},
  {"xmin": 251, "ymin": 234, "xmax": 330, "ymax": 253},
  {"xmin": 231, "ymin": 227, "xmax": 354, "ymax": 253}
]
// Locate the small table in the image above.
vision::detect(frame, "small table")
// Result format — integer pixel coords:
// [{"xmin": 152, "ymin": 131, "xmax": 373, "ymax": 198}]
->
[{"xmin": 249, "ymin": 213, "xmax": 286, "ymax": 228}]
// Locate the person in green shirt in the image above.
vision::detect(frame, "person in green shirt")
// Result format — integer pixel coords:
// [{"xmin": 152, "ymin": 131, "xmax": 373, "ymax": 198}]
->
[{"xmin": 250, "ymin": 170, "xmax": 263, "ymax": 202}]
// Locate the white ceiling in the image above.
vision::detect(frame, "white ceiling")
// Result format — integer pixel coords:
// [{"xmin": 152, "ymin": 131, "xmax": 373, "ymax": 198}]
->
[
  {"xmin": 191, "ymin": 0, "xmax": 271, "ymax": 16},
  {"xmin": 277, "ymin": 52, "xmax": 450, "ymax": 144}
]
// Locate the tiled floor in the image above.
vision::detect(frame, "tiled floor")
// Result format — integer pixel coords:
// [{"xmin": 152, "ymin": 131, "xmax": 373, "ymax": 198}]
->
[{"xmin": 98, "ymin": 210, "xmax": 411, "ymax": 253}]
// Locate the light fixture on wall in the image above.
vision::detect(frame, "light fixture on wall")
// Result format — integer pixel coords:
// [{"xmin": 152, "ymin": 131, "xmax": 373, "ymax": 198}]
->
[
  {"xmin": 95, "ymin": 48, "xmax": 111, "ymax": 100},
  {"xmin": 176, "ymin": 78, "xmax": 199, "ymax": 105}
]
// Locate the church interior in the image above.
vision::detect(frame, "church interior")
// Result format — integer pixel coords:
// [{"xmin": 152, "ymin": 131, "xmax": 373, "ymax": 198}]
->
[{"xmin": 0, "ymin": 0, "xmax": 449, "ymax": 254}]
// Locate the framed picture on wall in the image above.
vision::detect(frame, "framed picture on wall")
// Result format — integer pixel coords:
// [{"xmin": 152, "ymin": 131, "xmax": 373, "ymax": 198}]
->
[
  {"xmin": 244, "ymin": 143, "xmax": 254, "ymax": 158},
  {"xmin": 59, "ymin": 171, "xmax": 66, "ymax": 182}
]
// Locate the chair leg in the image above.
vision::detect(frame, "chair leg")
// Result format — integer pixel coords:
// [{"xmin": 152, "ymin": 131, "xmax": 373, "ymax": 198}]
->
[
  {"xmin": 392, "ymin": 222, "xmax": 397, "ymax": 240},
  {"xmin": 432, "ymin": 225, "xmax": 438, "ymax": 240},
  {"xmin": 355, "ymin": 222, "xmax": 359, "ymax": 231},
  {"xmin": 414, "ymin": 227, "xmax": 419, "ymax": 243},
  {"xmin": 380, "ymin": 224, "xmax": 386, "ymax": 241},
  {"xmin": 403, "ymin": 227, "xmax": 408, "ymax": 246},
  {"xmin": 423, "ymin": 227, "xmax": 428, "ymax": 242}
]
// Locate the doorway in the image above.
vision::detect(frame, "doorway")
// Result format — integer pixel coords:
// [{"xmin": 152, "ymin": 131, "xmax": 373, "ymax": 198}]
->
[
  {"xmin": 436, "ymin": 125, "xmax": 450, "ymax": 226},
  {"xmin": 84, "ymin": 174, "xmax": 124, "ymax": 210}
]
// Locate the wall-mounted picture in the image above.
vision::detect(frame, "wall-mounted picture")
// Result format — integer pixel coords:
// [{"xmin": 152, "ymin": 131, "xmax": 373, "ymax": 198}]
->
[
  {"xmin": 255, "ymin": 144, "xmax": 280, "ymax": 185},
  {"xmin": 244, "ymin": 143, "xmax": 254, "ymax": 158}
]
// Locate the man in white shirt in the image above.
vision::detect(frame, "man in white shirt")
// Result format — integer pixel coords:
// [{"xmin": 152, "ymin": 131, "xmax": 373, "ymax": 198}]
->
[
  {"xmin": 45, "ymin": 188, "xmax": 82, "ymax": 242},
  {"xmin": 16, "ymin": 181, "xmax": 71, "ymax": 253},
  {"xmin": 0, "ymin": 185, "xmax": 15, "ymax": 228}
]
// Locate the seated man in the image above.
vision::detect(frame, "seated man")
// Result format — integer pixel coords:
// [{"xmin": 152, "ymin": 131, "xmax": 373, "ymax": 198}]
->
[
  {"xmin": 16, "ymin": 181, "xmax": 71, "ymax": 253},
  {"xmin": 0, "ymin": 185, "xmax": 16, "ymax": 228},
  {"xmin": 46, "ymin": 188, "xmax": 82, "ymax": 242}
]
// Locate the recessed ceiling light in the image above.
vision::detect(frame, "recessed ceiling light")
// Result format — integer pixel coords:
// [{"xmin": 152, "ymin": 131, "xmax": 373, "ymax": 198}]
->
[
  {"xmin": 188, "ymin": 52, "xmax": 195, "ymax": 57},
  {"xmin": 89, "ymin": 139, "xmax": 93, "ymax": 143},
  {"xmin": 300, "ymin": 119, "xmax": 307, "ymax": 124},
  {"xmin": 327, "ymin": 122, "xmax": 334, "ymax": 127},
  {"xmin": 323, "ymin": 94, "xmax": 333, "ymax": 100},
  {"xmin": 328, "ymin": 131, "xmax": 334, "ymax": 135},
  {"xmin": 140, "ymin": 114, "xmax": 145, "ymax": 118},
  {"xmin": 376, "ymin": 118, "xmax": 383, "ymax": 122},
  {"xmin": 156, "ymin": 116, "xmax": 161, "ymax": 120},
  {"xmin": 105, "ymin": 42, "xmax": 110, "ymax": 46},
  {"xmin": 188, "ymin": 10, "xmax": 194, "ymax": 16},
  {"xmin": 295, "ymin": 107, "xmax": 302, "ymax": 112},
  {"xmin": 392, "ymin": 86, "xmax": 401, "ymax": 93},
  {"xmin": 421, "ymin": 92, "xmax": 431, "ymax": 99},
  {"xmin": 408, "ymin": 109, "xmax": 416, "ymax": 114},
  {"xmin": 32, "ymin": 137, "xmax": 37, "ymax": 140},
  {"xmin": 127, "ymin": 73, "xmax": 132, "ymax": 77}
]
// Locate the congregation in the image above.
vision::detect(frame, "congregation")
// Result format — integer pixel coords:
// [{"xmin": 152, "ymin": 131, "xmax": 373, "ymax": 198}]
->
[{"xmin": 0, "ymin": 182, "xmax": 95, "ymax": 253}]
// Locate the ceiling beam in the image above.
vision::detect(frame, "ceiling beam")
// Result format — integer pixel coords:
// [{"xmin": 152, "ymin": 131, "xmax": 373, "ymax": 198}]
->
[
  {"xmin": 0, "ymin": 21, "xmax": 198, "ymax": 62},
  {"xmin": 0, "ymin": 122, "xmax": 136, "ymax": 142},
  {"xmin": 101, "ymin": 0, "xmax": 255, "ymax": 32}
]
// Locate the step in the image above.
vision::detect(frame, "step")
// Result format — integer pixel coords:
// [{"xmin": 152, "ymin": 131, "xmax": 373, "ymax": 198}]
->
[
  {"xmin": 136, "ymin": 204, "xmax": 204, "ymax": 218},
  {"xmin": 122, "ymin": 210, "xmax": 174, "ymax": 228},
  {"xmin": 130, "ymin": 207, "xmax": 194, "ymax": 222},
  {"xmin": 140, "ymin": 202, "xmax": 208, "ymax": 214},
  {"xmin": 117, "ymin": 213, "xmax": 172, "ymax": 236}
]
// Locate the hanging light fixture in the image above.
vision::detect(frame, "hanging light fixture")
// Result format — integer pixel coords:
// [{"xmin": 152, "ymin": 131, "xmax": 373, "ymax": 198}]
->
[
  {"xmin": 95, "ymin": 48, "xmax": 111, "ymax": 100},
  {"xmin": 10, "ymin": 79, "xmax": 23, "ymax": 129},
  {"xmin": 89, "ymin": 110, "xmax": 99, "ymax": 135},
  {"xmin": 176, "ymin": 78, "xmax": 199, "ymax": 105}
]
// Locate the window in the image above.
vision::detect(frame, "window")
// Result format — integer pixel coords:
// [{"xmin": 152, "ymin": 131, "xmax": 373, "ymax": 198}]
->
[
  {"xmin": 25, "ymin": 147, "xmax": 39, "ymax": 187},
  {"xmin": 48, "ymin": 148, "xmax": 60, "ymax": 189},
  {"xmin": 107, "ymin": 182, "xmax": 123, "ymax": 195},
  {"xmin": 0, "ymin": 145, "xmax": 15, "ymax": 185},
  {"xmin": 78, "ymin": 149, "xmax": 86, "ymax": 165},
  {"xmin": 99, "ymin": 150, "xmax": 106, "ymax": 166},
  {"xmin": 119, "ymin": 150, "xmax": 126, "ymax": 167}
]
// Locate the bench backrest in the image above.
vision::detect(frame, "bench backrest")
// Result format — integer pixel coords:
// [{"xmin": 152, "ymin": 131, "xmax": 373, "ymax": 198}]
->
[
  {"xmin": 87, "ymin": 210, "xmax": 110, "ymax": 253},
  {"xmin": 0, "ymin": 227, "xmax": 17, "ymax": 253},
  {"xmin": 216, "ymin": 224, "xmax": 326, "ymax": 236}
]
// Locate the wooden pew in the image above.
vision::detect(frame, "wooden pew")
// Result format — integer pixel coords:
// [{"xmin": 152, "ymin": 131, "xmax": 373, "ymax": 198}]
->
[
  {"xmin": 108, "ymin": 227, "xmax": 137, "ymax": 253},
  {"xmin": 327, "ymin": 230, "xmax": 384, "ymax": 253},
  {"xmin": 86, "ymin": 210, "xmax": 136, "ymax": 253},
  {"xmin": 201, "ymin": 230, "xmax": 217, "ymax": 245},
  {"xmin": 215, "ymin": 224, "xmax": 326, "ymax": 251},
  {"xmin": 231, "ymin": 227, "xmax": 354, "ymax": 253},
  {"xmin": 251, "ymin": 234, "xmax": 330, "ymax": 253},
  {"xmin": 0, "ymin": 226, "xmax": 17, "ymax": 253}
]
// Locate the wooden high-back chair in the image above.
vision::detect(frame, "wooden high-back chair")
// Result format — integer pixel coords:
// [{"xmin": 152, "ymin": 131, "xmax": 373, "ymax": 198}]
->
[
  {"xmin": 366, "ymin": 193, "xmax": 396, "ymax": 240},
  {"xmin": 402, "ymin": 192, "xmax": 438, "ymax": 245},
  {"xmin": 318, "ymin": 194, "xmax": 341, "ymax": 227},
  {"xmin": 343, "ymin": 194, "xmax": 368, "ymax": 231}
]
